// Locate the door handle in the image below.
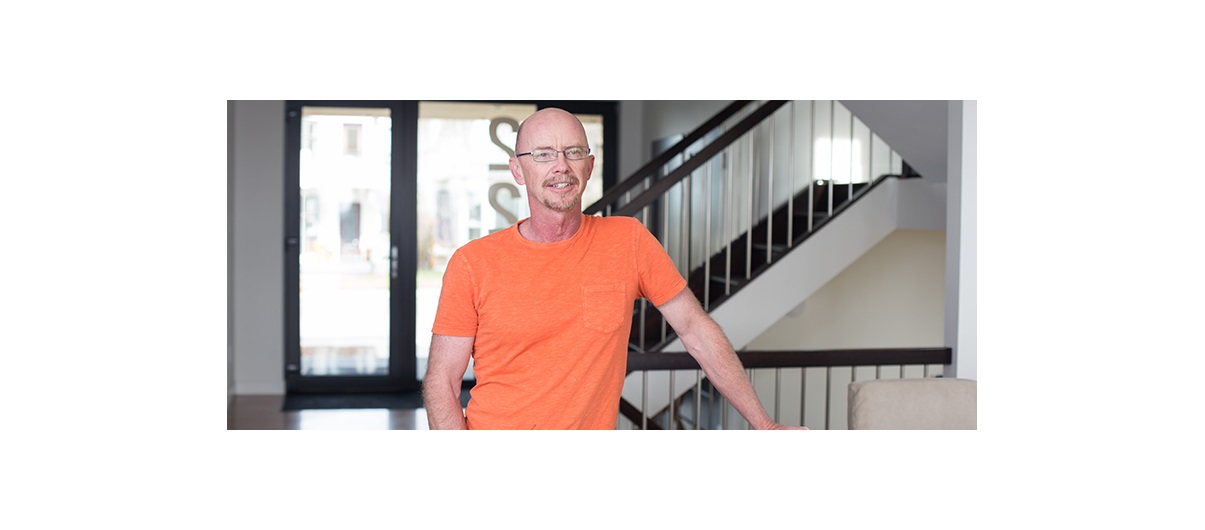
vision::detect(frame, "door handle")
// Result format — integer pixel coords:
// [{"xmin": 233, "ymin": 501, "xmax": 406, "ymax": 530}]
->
[{"xmin": 390, "ymin": 245, "xmax": 398, "ymax": 279}]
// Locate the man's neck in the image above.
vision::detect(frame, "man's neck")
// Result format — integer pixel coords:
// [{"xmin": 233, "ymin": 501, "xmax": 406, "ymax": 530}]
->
[{"xmin": 519, "ymin": 211, "xmax": 583, "ymax": 243}]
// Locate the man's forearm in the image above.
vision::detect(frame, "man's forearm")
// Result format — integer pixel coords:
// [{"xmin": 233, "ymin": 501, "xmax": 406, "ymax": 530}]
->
[
  {"xmin": 422, "ymin": 378, "xmax": 467, "ymax": 430},
  {"xmin": 423, "ymin": 334, "xmax": 473, "ymax": 430},
  {"xmin": 679, "ymin": 317, "xmax": 775, "ymax": 430}
]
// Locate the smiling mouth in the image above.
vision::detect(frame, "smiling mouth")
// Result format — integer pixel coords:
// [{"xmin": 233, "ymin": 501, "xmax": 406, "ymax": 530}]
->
[{"xmin": 545, "ymin": 180, "xmax": 578, "ymax": 190}]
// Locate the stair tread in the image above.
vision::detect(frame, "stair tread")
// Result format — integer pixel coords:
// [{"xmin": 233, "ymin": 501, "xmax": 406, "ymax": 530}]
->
[
  {"xmin": 752, "ymin": 242, "xmax": 788, "ymax": 250},
  {"xmin": 710, "ymin": 274, "xmax": 748, "ymax": 285}
]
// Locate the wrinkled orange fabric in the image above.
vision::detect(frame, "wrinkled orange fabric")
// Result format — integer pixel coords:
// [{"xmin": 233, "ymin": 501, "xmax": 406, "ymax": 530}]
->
[{"xmin": 432, "ymin": 214, "xmax": 686, "ymax": 429}]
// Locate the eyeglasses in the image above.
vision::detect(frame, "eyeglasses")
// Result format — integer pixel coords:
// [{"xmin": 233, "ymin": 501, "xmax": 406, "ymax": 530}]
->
[{"xmin": 515, "ymin": 146, "xmax": 591, "ymax": 163}]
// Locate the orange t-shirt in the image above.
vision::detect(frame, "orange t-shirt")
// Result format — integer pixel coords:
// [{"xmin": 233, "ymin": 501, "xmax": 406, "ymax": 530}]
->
[{"xmin": 431, "ymin": 214, "xmax": 687, "ymax": 429}]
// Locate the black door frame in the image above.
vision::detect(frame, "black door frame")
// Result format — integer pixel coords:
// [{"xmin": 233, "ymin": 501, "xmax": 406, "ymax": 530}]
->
[
  {"xmin": 284, "ymin": 100, "xmax": 418, "ymax": 393},
  {"xmin": 283, "ymin": 100, "xmax": 616, "ymax": 394}
]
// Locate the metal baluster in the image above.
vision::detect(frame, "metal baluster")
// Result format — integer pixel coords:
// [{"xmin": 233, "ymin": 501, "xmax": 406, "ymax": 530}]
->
[
  {"xmin": 824, "ymin": 366, "xmax": 831, "ymax": 430},
  {"xmin": 680, "ymin": 153, "xmax": 689, "ymax": 278},
  {"xmin": 707, "ymin": 377, "xmax": 714, "ymax": 430},
  {"xmin": 800, "ymin": 366, "xmax": 807, "ymax": 428},
  {"xmin": 745, "ymin": 367, "xmax": 753, "ymax": 429},
  {"xmin": 766, "ymin": 112, "xmax": 774, "ymax": 265},
  {"xmin": 828, "ymin": 100, "xmax": 835, "ymax": 217},
  {"xmin": 848, "ymin": 108, "xmax": 854, "ymax": 202},
  {"xmin": 869, "ymin": 128, "xmax": 876, "ymax": 185},
  {"xmin": 808, "ymin": 100, "xmax": 816, "ymax": 233},
  {"xmin": 787, "ymin": 101, "xmax": 795, "ymax": 247},
  {"xmin": 695, "ymin": 370, "xmax": 702, "ymax": 430},
  {"xmin": 640, "ymin": 192, "xmax": 650, "ymax": 352},
  {"xmin": 704, "ymin": 155, "xmax": 712, "ymax": 310},
  {"xmin": 774, "ymin": 367, "xmax": 781, "ymax": 424},
  {"xmin": 661, "ymin": 182, "xmax": 669, "ymax": 344},
  {"xmin": 669, "ymin": 370, "xmax": 675, "ymax": 430},
  {"xmin": 850, "ymin": 366, "xmax": 858, "ymax": 430},
  {"xmin": 642, "ymin": 370, "xmax": 648, "ymax": 430},
  {"xmin": 683, "ymin": 168, "xmax": 691, "ymax": 283},
  {"xmin": 725, "ymin": 146, "xmax": 733, "ymax": 296},
  {"xmin": 721, "ymin": 393, "xmax": 728, "ymax": 430},
  {"xmin": 746, "ymin": 131, "xmax": 753, "ymax": 281}
]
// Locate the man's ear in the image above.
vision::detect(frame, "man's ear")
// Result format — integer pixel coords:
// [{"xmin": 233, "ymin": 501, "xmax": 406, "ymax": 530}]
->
[{"xmin": 509, "ymin": 157, "xmax": 525, "ymax": 185}]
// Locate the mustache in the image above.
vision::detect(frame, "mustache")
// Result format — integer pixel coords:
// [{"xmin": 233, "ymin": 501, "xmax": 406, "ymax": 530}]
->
[{"xmin": 542, "ymin": 176, "xmax": 581, "ymax": 187}]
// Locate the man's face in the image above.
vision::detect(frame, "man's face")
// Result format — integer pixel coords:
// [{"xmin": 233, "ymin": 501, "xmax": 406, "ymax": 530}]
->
[{"xmin": 509, "ymin": 110, "xmax": 595, "ymax": 214}]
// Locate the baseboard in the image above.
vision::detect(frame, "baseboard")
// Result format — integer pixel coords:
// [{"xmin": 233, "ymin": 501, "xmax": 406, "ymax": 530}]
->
[{"xmin": 236, "ymin": 380, "xmax": 286, "ymax": 395}]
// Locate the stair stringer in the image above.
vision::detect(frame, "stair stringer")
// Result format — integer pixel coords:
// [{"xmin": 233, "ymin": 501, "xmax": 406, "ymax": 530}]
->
[{"xmin": 621, "ymin": 177, "xmax": 912, "ymax": 422}]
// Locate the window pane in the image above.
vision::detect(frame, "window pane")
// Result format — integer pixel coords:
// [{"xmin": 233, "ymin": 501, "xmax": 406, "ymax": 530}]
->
[{"xmin": 299, "ymin": 107, "xmax": 391, "ymax": 376}]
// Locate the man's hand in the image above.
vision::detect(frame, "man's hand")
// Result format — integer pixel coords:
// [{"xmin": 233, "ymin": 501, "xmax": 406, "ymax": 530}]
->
[{"xmin": 766, "ymin": 423, "xmax": 809, "ymax": 430}]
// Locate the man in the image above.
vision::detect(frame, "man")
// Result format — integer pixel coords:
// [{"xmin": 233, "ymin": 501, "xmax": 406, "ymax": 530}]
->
[{"xmin": 423, "ymin": 107, "xmax": 805, "ymax": 430}]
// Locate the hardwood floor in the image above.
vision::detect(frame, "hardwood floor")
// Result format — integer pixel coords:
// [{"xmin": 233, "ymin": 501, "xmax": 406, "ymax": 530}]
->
[{"xmin": 227, "ymin": 395, "xmax": 430, "ymax": 430}]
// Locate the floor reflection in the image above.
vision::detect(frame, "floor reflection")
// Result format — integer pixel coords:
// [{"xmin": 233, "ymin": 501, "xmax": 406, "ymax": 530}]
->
[
  {"xmin": 291, "ymin": 408, "xmax": 428, "ymax": 430},
  {"xmin": 227, "ymin": 396, "xmax": 431, "ymax": 430}
]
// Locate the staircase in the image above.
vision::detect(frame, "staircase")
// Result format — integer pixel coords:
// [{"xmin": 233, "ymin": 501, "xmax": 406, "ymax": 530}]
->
[
  {"xmin": 630, "ymin": 179, "xmax": 870, "ymax": 353},
  {"xmin": 583, "ymin": 100, "xmax": 923, "ymax": 424}
]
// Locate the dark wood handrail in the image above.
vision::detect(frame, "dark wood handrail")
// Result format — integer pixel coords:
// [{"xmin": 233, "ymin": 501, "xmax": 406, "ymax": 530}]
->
[
  {"xmin": 626, "ymin": 348, "xmax": 952, "ymax": 373},
  {"xmin": 612, "ymin": 101, "xmax": 788, "ymax": 217},
  {"xmin": 617, "ymin": 347, "xmax": 952, "ymax": 429},
  {"xmin": 583, "ymin": 100, "xmax": 753, "ymax": 215}
]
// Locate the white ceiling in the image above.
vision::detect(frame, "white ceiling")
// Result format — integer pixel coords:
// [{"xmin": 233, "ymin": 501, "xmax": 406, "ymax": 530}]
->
[{"xmin": 841, "ymin": 100, "xmax": 950, "ymax": 182}]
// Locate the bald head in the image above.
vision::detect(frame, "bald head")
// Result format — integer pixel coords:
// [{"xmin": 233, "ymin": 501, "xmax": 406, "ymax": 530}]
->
[{"xmin": 514, "ymin": 108, "xmax": 588, "ymax": 153}]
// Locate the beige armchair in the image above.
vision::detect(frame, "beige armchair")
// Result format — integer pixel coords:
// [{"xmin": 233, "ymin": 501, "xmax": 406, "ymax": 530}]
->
[{"xmin": 847, "ymin": 378, "xmax": 976, "ymax": 430}]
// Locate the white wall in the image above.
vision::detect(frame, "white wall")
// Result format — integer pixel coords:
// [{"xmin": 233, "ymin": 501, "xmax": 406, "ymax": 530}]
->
[
  {"xmin": 640, "ymin": 101, "xmax": 731, "ymax": 153},
  {"xmin": 945, "ymin": 100, "xmax": 976, "ymax": 379},
  {"xmin": 749, "ymin": 230, "xmax": 946, "ymax": 350},
  {"xmin": 617, "ymin": 101, "xmax": 644, "ymax": 179},
  {"xmin": 228, "ymin": 101, "xmax": 235, "ymax": 404},
  {"xmin": 230, "ymin": 100, "xmax": 286, "ymax": 394}
]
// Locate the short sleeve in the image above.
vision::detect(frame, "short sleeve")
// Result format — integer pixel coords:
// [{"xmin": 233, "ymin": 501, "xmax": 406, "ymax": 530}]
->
[
  {"xmin": 634, "ymin": 220, "xmax": 687, "ymax": 306},
  {"xmin": 431, "ymin": 249, "xmax": 479, "ymax": 337}
]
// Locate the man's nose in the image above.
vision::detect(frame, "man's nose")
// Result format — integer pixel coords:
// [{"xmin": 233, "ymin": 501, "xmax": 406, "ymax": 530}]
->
[{"xmin": 549, "ymin": 151, "xmax": 571, "ymax": 172}]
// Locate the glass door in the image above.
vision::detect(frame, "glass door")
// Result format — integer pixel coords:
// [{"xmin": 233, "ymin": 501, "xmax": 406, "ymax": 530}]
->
[{"xmin": 285, "ymin": 101, "xmax": 418, "ymax": 392}]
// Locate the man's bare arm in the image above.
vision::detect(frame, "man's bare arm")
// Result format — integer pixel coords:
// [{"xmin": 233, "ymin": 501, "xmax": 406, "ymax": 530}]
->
[
  {"xmin": 422, "ymin": 334, "xmax": 474, "ymax": 430},
  {"xmin": 656, "ymin": 288, "xmax": 806, "ymax": 430}
]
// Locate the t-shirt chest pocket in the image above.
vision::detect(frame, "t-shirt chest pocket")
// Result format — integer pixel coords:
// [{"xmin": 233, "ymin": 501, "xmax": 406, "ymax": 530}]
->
[{"xmin": 581, "ymin": 283, "xmax": 627, "ymax": 333}]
